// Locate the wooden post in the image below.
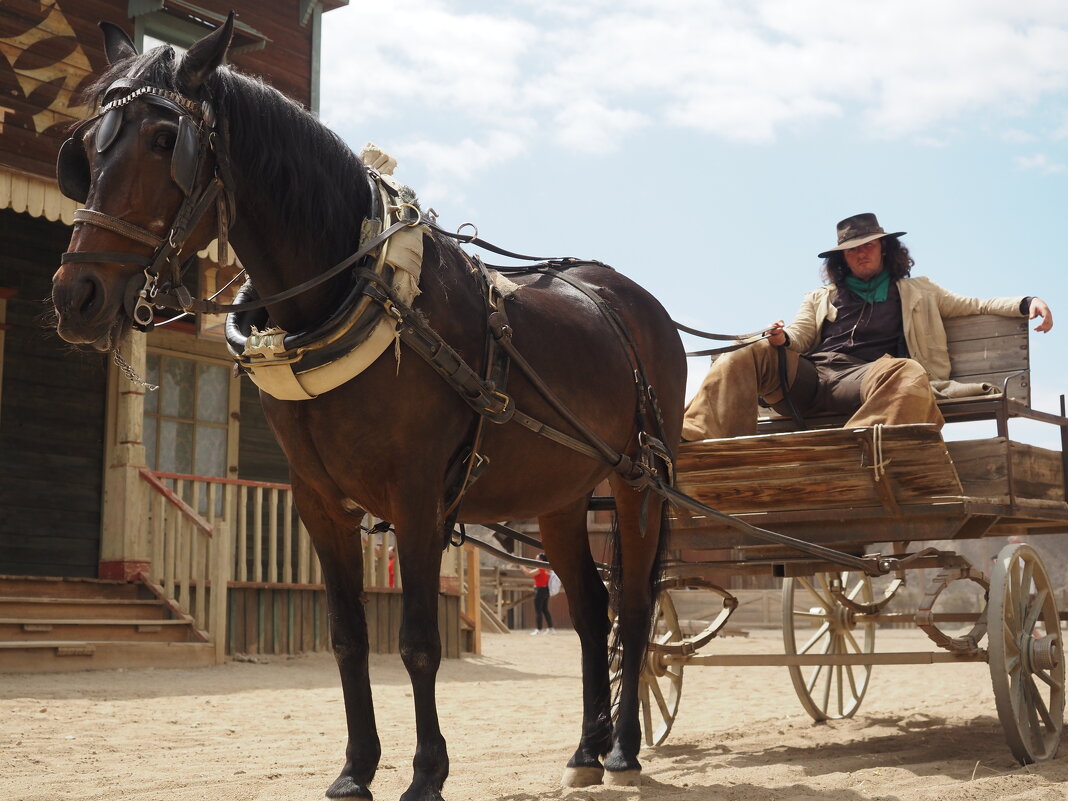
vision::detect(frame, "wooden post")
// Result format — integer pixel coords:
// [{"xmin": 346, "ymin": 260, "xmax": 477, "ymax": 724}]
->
[
  {"xmin": 99, "ymin": 330, "xmax": 151, "ymax": 580},
  {"xmin": 212, "ymin": 520, "xmax": 231, "ymax": 663},
  {"xmin": 465, "ymin": 544, "xmax": 481, "ymax": 654}
]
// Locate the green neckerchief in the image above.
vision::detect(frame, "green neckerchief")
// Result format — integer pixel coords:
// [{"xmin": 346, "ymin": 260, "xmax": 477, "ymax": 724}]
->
[{"xmin": 844, "ymin": 270, "xmax": 891, "ymax": 303}]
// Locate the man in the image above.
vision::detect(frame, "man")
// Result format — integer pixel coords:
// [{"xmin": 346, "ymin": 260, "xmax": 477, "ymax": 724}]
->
[{"xmin": 682, "ymin": 212, "xmax": 1054, "ymax": 441}]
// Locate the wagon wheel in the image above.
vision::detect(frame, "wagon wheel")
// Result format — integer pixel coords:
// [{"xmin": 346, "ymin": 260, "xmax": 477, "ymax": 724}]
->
[
  {"xmin": 782, "ymin": 571, "xmax": 875, "ymax": 721},
  {"xmin": 987, "ymin": 543, "xmax": 1065, "ymax": 764}
]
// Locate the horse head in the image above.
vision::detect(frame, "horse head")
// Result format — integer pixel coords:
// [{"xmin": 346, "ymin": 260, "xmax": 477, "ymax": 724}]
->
[{"xmin": 51, "ymin": 16, "xmax": 235, "ymax": 350}]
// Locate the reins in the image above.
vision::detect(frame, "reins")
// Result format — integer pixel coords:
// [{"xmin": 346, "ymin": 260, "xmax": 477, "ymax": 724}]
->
[{"xmin": 424, "ymin": 219, "xmax": 770, "ymax": 357}]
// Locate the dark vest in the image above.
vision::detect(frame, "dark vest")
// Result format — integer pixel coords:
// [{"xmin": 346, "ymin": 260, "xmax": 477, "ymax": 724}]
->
[{"xmin": 818, "ymin": 280, "xmax": 907, "ymax": 362}]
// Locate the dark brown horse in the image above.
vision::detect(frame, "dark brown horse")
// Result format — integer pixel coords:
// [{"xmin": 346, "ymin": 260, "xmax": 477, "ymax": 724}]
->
[{"xmin": 50, "ymin": 17, "xmax": 685, "ymax": 801}]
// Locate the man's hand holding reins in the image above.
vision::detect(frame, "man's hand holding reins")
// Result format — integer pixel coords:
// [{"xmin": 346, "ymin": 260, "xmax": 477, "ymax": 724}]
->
[{"xmin": 765, "ymin": 320, "xmax": 787, "ymax": 347}]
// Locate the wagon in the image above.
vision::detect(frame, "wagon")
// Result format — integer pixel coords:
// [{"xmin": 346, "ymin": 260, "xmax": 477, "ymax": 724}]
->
[{"xmin": 621, "ymin": 313, "xmax": 1068, "ymax": 764}]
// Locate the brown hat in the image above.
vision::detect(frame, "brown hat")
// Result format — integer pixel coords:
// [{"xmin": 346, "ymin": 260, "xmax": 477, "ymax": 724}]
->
[{"xmin": 817, "ymin": 213, "xmax": 905, "ymax": 258}]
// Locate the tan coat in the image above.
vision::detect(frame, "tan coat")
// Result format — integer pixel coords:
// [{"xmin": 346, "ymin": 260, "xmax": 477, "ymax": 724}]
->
[{"xmin": 784, "ymin": 276, "xmax": 1025, "ymax": 382}]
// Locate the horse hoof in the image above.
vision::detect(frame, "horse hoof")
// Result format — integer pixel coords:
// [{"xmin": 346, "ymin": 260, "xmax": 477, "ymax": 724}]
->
[
  {"xmin": 326, "ymin": 775, "xmax": 373, "ymax": 799},
  {"xmin": 604, "ymin": 769, "xmax": 641, "ymax": 787},
  {"xmin": 561, "ymin": 765, "xmax": 604, "ymax": 787}
]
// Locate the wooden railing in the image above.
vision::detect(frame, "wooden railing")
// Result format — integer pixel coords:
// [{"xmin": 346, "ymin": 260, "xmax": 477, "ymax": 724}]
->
[
  {"xmin": 141, "ymin": 470, "xmax": 486, "ymax": 653},
  {"xmin": 145, "ymin": 471, "xmax": 405, "ymax": 590},
  {"xmin": 138, "ymin": 469, "xmax": 230, "ymax": 663}
]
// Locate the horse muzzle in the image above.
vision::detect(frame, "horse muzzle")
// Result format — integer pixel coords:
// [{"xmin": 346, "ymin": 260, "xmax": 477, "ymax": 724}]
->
[{"xmin": 51, "ymin": 265, "xmax": 136, "ymax": 349}]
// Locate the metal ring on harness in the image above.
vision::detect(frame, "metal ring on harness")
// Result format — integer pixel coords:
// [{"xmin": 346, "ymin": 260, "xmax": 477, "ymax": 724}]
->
[{"xmin": 456, "ymin": 222, "xmax": 479, "ymax": 240}]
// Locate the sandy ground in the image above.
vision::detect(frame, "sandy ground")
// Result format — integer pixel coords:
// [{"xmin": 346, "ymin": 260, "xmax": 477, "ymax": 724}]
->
[{"xmin": 5, "ymin": 628, "xmax": 1068, "ymax": 801}]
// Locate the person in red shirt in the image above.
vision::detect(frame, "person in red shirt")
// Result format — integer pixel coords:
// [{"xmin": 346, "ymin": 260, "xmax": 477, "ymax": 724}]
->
[{"xmin": 522, "ymin": 552, "xmax": 555, "ymax": 635}]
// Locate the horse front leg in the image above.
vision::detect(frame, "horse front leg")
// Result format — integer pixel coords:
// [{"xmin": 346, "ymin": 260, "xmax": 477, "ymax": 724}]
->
[
  {"xmin": 293, "ymin": 483, "xmax": 381, "ymax": 800},
  {"xmin": 537, "ymin": 498, "xmax": 613, "ymax": 788},
  {"xmin": 394, "ymin": 506, "xmax": 449, "ymax": 801}
]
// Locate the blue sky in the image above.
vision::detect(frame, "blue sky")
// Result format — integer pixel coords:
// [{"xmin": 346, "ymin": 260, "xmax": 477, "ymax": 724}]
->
[{"xmin": 319, "ymin": 0, "xmax": 1067, "ymax": 446}]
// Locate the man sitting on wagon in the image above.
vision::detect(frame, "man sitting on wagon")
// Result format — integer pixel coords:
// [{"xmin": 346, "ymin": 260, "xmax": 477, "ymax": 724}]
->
[{"xmin": 681, "ymin": 212, "xmax": 1054, "ymax": 441}]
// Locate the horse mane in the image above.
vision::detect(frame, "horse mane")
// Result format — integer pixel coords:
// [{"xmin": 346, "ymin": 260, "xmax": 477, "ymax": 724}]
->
[{"xmin": 86, "ymin": 46, "xmax": 371, "ymax": 262}]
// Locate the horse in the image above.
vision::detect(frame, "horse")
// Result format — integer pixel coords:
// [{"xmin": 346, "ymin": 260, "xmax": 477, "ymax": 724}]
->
[{"xmin": 50, "ymin": 16, "xmax": 686, "ymax": 801}]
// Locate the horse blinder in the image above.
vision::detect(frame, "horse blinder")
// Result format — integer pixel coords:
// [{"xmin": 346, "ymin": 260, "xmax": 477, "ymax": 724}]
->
[
  {"xmin": 172, "ymin": 115, "xmax": 200, "ymax": 195},
  {"xmin": 57, "ymin": 137, "xmax": 90, "ymax": 203}
]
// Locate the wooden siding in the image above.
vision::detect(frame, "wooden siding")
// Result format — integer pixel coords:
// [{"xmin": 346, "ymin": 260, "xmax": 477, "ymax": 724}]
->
[
  {"xmin": 0, "ymin": 0, "xmax": 323, "ymax": 182},
  {"xmin": 227, "ymin": 587, "xmax": 463, "ymax": 658},
  {"xmin": 237, "ymin": 378, "xmax": 291, "ymax": 484},
  {"xmin": 0, "ymin": 208, "xmax": 106, "ymax": 576}
]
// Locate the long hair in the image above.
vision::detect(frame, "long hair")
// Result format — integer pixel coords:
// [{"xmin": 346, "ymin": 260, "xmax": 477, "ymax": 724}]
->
[{"xmin": 821, "ymin": 237, "xmax": 914, "ymax": 287}]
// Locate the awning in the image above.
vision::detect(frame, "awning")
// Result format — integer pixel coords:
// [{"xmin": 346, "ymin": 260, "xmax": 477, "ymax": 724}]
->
[{"xmin": 0, "ymin": 167, "xmax": 78, "ymax": 225}]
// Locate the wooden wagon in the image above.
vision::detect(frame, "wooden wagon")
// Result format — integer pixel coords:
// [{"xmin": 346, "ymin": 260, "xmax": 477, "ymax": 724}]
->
[{"xmin": 624, "ymin": 313, "xmax": 1068, "ymax": 764}]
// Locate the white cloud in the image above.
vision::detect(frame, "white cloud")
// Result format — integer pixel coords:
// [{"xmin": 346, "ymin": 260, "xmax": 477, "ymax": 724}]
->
[
  {"xmin": 399, "ymin": 130, "xmax": 528, "ymax": 182},
  {"xmin": 1014, "ymin": 153, "xmax": 1066, "ymax": 173},
  {"xmin": 320, "ymin": 0, "xmax": 1068, "ymax": 182},
  {"xmin": 552, "ymin": 100, "xmax": 649, "ymax": 152}
]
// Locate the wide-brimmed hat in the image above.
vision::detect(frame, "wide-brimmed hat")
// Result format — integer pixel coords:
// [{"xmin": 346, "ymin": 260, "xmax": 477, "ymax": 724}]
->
[{"xmin": 817, "ymin": 213, "xmax": 905, "ymax": 258}]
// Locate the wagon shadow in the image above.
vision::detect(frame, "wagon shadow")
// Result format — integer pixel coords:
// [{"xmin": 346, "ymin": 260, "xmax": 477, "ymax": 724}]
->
[
  {"xmin": 494, "ymin": 778, "xmax": 886, "ymax": 800},
  {"xmin": 654, "ymin": 713, "xmax": 1022, "ymax": 780}
]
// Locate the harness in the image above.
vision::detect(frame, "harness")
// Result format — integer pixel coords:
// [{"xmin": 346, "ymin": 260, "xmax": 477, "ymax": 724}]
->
[{"xmin": 61, "ymin": 75, "xmax": 893, "ymax": 574}]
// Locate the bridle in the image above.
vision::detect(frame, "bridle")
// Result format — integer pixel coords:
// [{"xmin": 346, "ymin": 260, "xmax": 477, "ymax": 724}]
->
[
  {"xmin": 58, "ymin": 76, "xmax": 235, "ymax": 331},
  {"xmin": 58, "ymin": 76, "xmax": 419, "ymax": 332}
]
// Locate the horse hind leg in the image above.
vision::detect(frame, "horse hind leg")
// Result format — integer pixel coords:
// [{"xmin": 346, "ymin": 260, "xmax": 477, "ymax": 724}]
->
[
  {"xmin": 534, "ymin": 498, "xmax": 613, "ymax": 788},
  {"xmin": 601, "ymin": 478, "xmax": 667, "ymax": 787}
]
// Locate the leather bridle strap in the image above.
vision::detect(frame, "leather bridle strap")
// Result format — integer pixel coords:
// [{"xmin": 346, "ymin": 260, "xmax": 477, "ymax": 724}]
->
[{"xmin": 72, "ymin": 208, "xmax": 165, "ymax": 248}]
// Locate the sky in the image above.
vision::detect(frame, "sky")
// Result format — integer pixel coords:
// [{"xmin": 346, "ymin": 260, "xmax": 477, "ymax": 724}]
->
[{"xmin": 319, "ymin": 0, "xmax": 1067, "ymax": 447}]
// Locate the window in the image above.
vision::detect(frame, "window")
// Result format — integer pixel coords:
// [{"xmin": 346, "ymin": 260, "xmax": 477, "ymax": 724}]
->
[{"xmin": 143, "ymin": 352, "xmax": 231, "ymax": 477}]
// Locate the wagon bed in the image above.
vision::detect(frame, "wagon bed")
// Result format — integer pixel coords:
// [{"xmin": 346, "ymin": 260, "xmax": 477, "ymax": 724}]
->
[{"xmin": 672, "ymin": 424, "xmax": 1068, "ymax": 564}]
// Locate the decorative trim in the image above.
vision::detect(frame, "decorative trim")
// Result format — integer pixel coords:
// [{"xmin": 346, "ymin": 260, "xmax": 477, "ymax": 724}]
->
[{"xmin": 0, "ymin": 166, "xmax": 77, "ymax": 225}]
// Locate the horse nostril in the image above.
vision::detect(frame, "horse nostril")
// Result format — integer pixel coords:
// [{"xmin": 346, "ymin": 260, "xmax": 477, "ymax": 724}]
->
[{"xmin": 80, "ymin": 274, "xmax": 102, "ymax": 315}]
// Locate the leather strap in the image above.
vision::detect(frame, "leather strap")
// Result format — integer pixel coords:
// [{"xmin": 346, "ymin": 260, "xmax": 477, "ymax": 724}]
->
[{"xmin": 73, "ymin": 209, "xmax": 165, "ymax": 248}]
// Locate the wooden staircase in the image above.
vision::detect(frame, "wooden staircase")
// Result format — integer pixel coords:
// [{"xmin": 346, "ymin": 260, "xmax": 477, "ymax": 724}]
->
[{"xmin": 0, "ymin": 575, "xmax": 216, "ymax": 672}]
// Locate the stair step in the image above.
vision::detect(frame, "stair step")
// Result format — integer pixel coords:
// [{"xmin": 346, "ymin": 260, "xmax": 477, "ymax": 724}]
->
[
  {"xmin": 0, "ymin": 618, "xmax": 199, "ymax": 643},
  {"xmin": 0, "ymin": 640, "xmax": 216, "ymax": 673},
  {"xmin": 0, "ymin": 597, "xmax": 169, "ymax": 620},
  {"xmin": 0, "ymin": 575, "xmax": 147, "ymax": 601}
]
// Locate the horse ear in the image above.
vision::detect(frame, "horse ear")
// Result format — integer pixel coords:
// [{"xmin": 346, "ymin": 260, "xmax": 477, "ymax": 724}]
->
[
  {"xmin": 176, "ymin": 11, "xmax": 235, "ymax": 93},
  {"xmin": 99, "ymin": 21, "xmax": 138, "ymax": 64}
]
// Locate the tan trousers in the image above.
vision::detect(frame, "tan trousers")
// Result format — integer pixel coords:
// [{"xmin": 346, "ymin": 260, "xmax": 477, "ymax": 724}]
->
[{"xmin": 681, "ymin": 340, "xmax": 945, "ymax": 441}]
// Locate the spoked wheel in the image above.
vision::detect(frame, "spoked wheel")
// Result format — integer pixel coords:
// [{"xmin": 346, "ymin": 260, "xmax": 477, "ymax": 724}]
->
[
  {"xmin": 609, "ymin": 586, "xmax": 685, "ymax": 747},
  {"xmin": 783, "ymin": 571, "xmax": 876, "ymax": 721},
  {"xmin": 988, "ymin": 542, "xmax": 1065, "ymax": 764}
]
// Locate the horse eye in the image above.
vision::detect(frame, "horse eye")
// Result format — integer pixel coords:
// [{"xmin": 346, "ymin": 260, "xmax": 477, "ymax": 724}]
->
[{"xmin": 153, "ymin": 131, "xmax": 176, "ymax": 151}]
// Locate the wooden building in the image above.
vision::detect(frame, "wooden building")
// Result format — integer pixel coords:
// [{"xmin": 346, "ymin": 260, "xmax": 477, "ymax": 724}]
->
[{"xmin": 0, "ymin": 0, "xmax": 480, "ymax": 671}]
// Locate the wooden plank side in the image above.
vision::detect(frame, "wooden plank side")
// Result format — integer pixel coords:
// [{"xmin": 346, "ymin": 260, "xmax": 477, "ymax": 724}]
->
[
  {"xmin": 1011, "ymin": 443, "xmax": 1066, "ymax": 502},
  {"xmin": 678, "ymin": 425, "xmax": 962, "ymax": 514},
  {"xmin": 947, "ymin": 439, "xmax": 1009, "ymax": 500},
  {"xmin": 944, "ymin": 314, "xmax": 1028, "ymax": 343},
  {"xmin": 948, "ymin": 341, "xmax": 1028, "ymax": 377}
]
